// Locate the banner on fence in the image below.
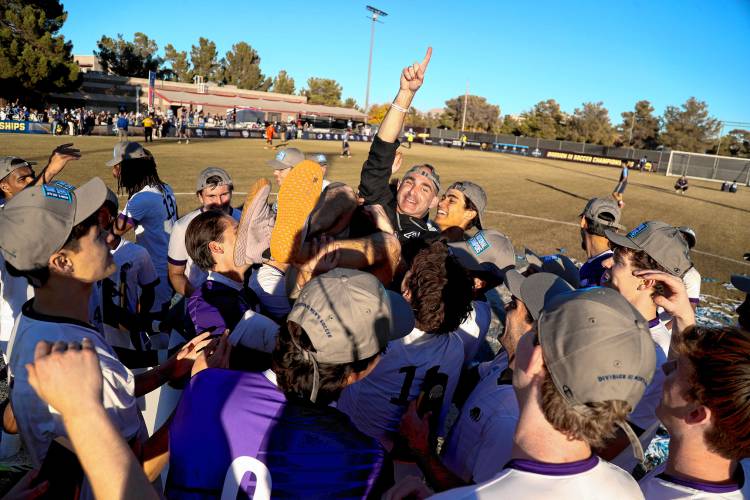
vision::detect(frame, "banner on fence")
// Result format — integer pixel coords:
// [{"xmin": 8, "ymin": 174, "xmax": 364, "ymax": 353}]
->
[
  {"xmin": 0, "ymin": 121, "xmax": 50, "ymax": 134},
  {"xmin": 301, "ymin": 131, "xmax": 373, "ymax": 142},
  {"xmin": 545, "ymin": 150, "xmax": 635, "ymax": 167}
]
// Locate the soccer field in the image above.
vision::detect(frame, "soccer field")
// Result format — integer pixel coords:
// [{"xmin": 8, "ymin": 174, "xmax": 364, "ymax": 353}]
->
[{"xmin": 2, "ymin": 134, "xmax": 749, "ymax": 302}]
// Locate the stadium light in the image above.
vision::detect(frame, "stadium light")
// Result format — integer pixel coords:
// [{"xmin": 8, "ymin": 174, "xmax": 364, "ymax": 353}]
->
[{"xmin": 364, "ymin": 5, "xmax": 388, "ymax": 114}]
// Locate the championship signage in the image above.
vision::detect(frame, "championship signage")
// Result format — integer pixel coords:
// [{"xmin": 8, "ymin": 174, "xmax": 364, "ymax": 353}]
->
[
  {"xmin": 545, "ymin": 150, "xmax": 632, "ymax": 167},
  {"xmin": 301, "ymin": 131, "xmax": 373, "ymax": 142},
  {"xmin": 0, "ymin": 121, "xmax": 50, "ymax": 134}
]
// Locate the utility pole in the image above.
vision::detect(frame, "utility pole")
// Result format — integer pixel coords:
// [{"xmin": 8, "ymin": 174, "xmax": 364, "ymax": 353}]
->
[
  {"xmin": 461, "ymin": 81, "xmax": 469, "ymax": 133},
  {"xmin": 364, "ymin": 6, "xmax": 388, "ymax": 114},
  {"xmin": 628, "ymin": 111, "xmax": 636, "ymax": 147}
]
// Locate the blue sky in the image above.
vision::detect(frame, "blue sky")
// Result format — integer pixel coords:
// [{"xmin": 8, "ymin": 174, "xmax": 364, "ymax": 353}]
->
[{"xmin": 61, "ymin": 0, "xmax": 750, "ymax": 125}]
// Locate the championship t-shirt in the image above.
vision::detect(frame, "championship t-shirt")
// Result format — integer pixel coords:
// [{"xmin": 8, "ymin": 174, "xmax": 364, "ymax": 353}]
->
[
  {"xmin": 441, "ymin": 352, "xmax": 518, "ymax": 483},
  {"xmin": 166, "ymin": 369, "xmax": 385, "ymax": 499},
  {"xmin": 639, "ymin": 462, "xmax": 750, "ymax": 499},
  {"xmin": 431, "ymin": 455, "xmax": 644, "ymax": 500},
  {"xmin": 337, "ymin": 328, "xmax": 464, "ymax": 449},
  {"xmin": 579, "ymin": 250, "xmax": 614, "ymax": 287},
  {"xmin": 119, "ymin": 183, "xmax": 177, "ymax": 311},
  {"xmin": 168, "ymin": 207, "xmax": 241, "ymax": 291}
]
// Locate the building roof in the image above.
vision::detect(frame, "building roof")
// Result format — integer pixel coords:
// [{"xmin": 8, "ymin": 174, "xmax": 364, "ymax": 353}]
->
[{"xmin": 153, "ymin": 88, "xmax": 366, "ymax": 120}]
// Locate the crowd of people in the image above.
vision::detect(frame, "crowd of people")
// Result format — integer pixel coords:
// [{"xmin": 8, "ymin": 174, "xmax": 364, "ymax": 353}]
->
[{"xmin": 0, "ymin": 47, "xmax": 749, "ymax": 500}]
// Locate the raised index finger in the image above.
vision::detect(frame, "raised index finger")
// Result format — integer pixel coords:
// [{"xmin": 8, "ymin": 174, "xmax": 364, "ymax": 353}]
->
[{"xmin": 420, "ymin": 47, "xmax": 432, "ymax": 71}]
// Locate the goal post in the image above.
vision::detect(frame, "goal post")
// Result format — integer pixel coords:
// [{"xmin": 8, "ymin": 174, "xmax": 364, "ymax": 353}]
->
[{"xmin": 666, "ymin": 150, "xmax": 750, "ymax": 186}]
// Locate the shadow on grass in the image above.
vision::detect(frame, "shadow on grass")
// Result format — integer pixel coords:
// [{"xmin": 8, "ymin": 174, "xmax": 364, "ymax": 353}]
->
[{"xmin": 525, "ymin": 178, "xmax": 589, "ymax": 201}]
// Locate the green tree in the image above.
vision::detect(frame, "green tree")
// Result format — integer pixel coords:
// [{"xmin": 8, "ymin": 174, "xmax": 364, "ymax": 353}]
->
[
  {"xmin": 406, "ymin": 108, "xmax": 440, "ymax": 129},
  {"xmin": 301, "ymin": 78, "xmax": 342, "ymax": 106},
  {"xmin": 221, "ymin": 42, "xmax": 270, "ymax": 90},
  {"xmin": 272, "ymin": 70, "xmax": 295, "ymax": 94},
  {"xmin": 498, "ymin": 115, "xmax": 524, "ymax": 136},
  {"xmin": 567, "ymin": 102, "xmax": 616, "ymax": 145},
  {"xmin": 343, "ymin": 97, "xmax": 359, "ymax": 110},
  {"xmin": 0, "ymin": 0, "xmax": 81, "ymax": 101},
  {"xmin": 164, "ymin": 44, "xmax": 191, "ymax": 82},
  {"xmin": 190, "ymin": 37, "xmax": 219, "ymax": 81},
  {"xmin": 661, "ymin": 97, "xmax": 721, "ymax": 153},
  {"xmin": 619, "ymin": 100, "xmax": 660, "ymax": 149},
  {"xmin": 710, "ymin": 129, "xmax": 750, "ymax": 158},
  {"xmin": 442, "ymin": 95, "xmax": 501, "ymax": 132},
  {"xmin": 520, "ymin": 99, "xmax": 567, "ymax": 139},
  {"xmin": 94, "ymin": 32, "xmax": 163, "ymax": 78}
]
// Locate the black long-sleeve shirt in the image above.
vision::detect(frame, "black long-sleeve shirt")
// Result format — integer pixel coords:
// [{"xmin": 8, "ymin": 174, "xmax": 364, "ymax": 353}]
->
[{"xmin": 358, "ymin": 136, "xmax": 438, "ymax": 241}]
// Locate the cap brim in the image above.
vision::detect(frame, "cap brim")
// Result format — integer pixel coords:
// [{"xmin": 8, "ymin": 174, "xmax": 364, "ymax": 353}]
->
[
  {"xmin": 266, "ymin": 159, "xmax": 291, "ymax": 170},
  {"xmin": 731, "ymin": 275, "xmax": 750, "ymax": 293},
  {"xmin": 504, "ymin": 269, "xmax": 525, "ymax": 300},
  {"xmin": 447, "ymin": 243, "xmax": 483, "ymax": 272},
  {"xmin": 105, "ymin": 157, "xmax": 121, "ymax": 167},
  {"xmin": 604, "ymin": 229, "xmax": 640, "ymax": 250},
  {"xmin": 385, "ymin": 290, "xmax": 415, "ymax": 342},
  {"xmin": 73, "ymin": 178, "xmax": 108, "ymax": 225}
]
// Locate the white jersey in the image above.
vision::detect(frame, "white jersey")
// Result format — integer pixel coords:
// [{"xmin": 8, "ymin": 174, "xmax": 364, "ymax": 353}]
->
[
  {"xmin": 337, "ymin": 328, "xmax": 464, "ymax": 448},
  {"xmin": 683, "ymin": 266, "xmax": 701, "ymax": 305},
  {"xmin": 611, "ymin": 335, "xmax": 666, "ymax": 473},
  {"xmin": 119, "ymin": 183, "xmax": 177, "ymax": 311},
  {"xmin": 649, "ymin": 318, "xmax": 672, "ymax": 360},
  {"xmin": 168, "ymin": 207, "xmax": 241, "ymax": 291},
  {"xmin": 248, "ymin": 264, "xmax": 290, "ymax": 320},
  {"xmin": 431, "ymin": 455, "xmax": 644, "ymax": 500},
  {"xmin": 0, "ymin": 254, "xmax": 33, "ymax": 358},
  {"xmin": 640, "ymin": 462, "xmax": 750, "ymax": 499},
  {"xmin": 6, "ymin": 302, "xmax": 145, "ymax": 466},
  {"xmin": 454, "ymin": 300, "xmax": 491, "ymax": 364},
  {"xmin": 441, "ymin": 352, "xmax": 518, "ymax": 483},
  {"xmin": 100, "ymin": 239, "xmax": 159, "ymax": 349}
]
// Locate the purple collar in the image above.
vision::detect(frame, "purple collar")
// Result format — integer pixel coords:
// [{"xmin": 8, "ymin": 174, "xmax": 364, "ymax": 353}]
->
[
  {"xmin": 506, "ymin": 455, "xmax": 598, "ymax": 476},
  {"xmin": 657, "ymin": 467, "xmax": 744, "ymax": 494},
  {"xmin": 648, "ymin": 317, "xmax": 661, "ymax": 329}
]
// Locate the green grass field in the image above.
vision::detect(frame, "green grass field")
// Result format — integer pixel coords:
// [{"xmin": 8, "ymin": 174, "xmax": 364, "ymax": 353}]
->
[{"xmin": 2, "ymin": 134, "xmax": 749, "ymax": 301}]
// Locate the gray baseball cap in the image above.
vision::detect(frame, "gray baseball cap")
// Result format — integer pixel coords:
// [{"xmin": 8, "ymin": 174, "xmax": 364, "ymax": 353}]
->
[
  {"xmin": 605, "ymin": 221, "xmax": 692, "ymax": 277},
  {"xmin": 538, "ymin": 286, "xmax": 655, "ymax": 411},
  {"xmin": 267, "ymin": 147, "xmax": 305, "ymax": 170},
  {"xmin": 105, "ymin": 141, "xmax": 149, "ymax": 167},
  {"xmin": 196, "ymin": 166, "xmax": 233, "ymax": 193},
  {"xmin": 0, "ymin": 177, "xmax": 108, "ymax": 271},
  {"xmin": 1, "ymin": 157, "xmax": 37, "ymax": 179},
  {"xmin": 309, "ymin": 153, "xmax": 328, "ymax": 166},
  {"xmin": 448, "ymin": 230, "xmax": 516, "ymax": 280},
  {"xmin": 447, "ymin": 181, "xmax": 487, "ymax": 229},
  {"xmin": 403, "ymin": 164, "xmax": 441, "ymax": 193},
  {"xmin": 731, "ymin": 275, "xmax": 750, "ymax": 293},
  {"xmin": 522, "ymin": 249, "xmax": 581, "ymax": 289},
  {"xmin": 504, "ymin": 270, "xmax": 574, "ymax": 320},
  {"xmin": 580, "ymin": 197, "xmax": 625, "ymax": 232},
  {"xmin": 287, "ymin": 268, "xmax": 415, "ymax": 401},
  {"xmin": 677, "ymin": 226, "xmax": 696, "ymax": 249}
]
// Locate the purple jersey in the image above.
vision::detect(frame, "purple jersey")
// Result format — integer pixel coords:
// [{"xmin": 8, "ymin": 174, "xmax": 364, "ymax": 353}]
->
[{"xmin": 167, "ymin": 369, "xmax": 385, "ymax": 499}]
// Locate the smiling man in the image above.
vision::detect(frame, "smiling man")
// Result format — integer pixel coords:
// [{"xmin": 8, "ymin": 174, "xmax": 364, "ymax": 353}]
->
[
  {"xmin": 434, "ymin": 181, "xmax": 487, "ymax": 241},
  {"xmin": 358, "ymin": 48, "xmax": 441, "ymax": 241}
]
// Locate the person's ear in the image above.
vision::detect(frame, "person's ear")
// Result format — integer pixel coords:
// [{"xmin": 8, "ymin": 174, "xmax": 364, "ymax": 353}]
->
[
  {"xmin": 528, "ymin": 344, "xmax": 545, "ymax": 378},
  {"xmin": 463, "ymin": 208, "xmax": 477, "ymax": 223},
  {"xmin": 637, "ymin": 278, "xmax": 656, "ymax": 291},
  {"xmin": 208, "ymin": 240, "xmax": 224, "ymax": 255},
  {"xmin": 48, "ymin": 251, "xmax": 74, "ymax": 276},
  {"xmin": 0, "ymin": 181, "xmax": 11, "ymax": 196},
  {"xmin": 580, "ymin": 217, "xmax": 588, "ymax": 229},
  {"xmin": 685, "ymin": 403, "xmax": 711, "ymax": 426}
]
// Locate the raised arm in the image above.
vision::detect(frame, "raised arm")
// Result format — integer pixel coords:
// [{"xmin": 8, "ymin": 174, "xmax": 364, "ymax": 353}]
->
[{"xmin": 378, "ymin": 47, "xmax": 431, "ymax": 143}]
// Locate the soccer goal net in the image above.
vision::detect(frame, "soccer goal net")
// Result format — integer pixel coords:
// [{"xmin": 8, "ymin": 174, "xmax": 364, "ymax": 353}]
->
[{"xmin": 666, "ymin": 151, "xmax": 750, "ymax": 185}]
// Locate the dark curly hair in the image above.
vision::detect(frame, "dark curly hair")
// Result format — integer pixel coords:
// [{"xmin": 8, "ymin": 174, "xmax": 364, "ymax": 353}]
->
[
  {"xmin": 404, "ymin": 240, "xmax": 473, "ymax": 334},
  {"xmin": 610, "ymin": 243, "xmax": 670, "ymax": 296},
  {"xmin": 271, "ymin": 322, "xmax": 379, "ymax": 406}
]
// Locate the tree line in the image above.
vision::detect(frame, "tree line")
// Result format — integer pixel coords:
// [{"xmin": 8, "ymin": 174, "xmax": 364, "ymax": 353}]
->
[{"xmin": 1, "ymin": 1, "xmax": 746, "ymax": 156}]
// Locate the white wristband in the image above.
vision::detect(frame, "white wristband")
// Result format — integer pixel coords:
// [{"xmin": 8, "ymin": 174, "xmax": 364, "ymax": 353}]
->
[{"xmin": 390, "ymin": 102, "xmax": 408, "ymax": 113}]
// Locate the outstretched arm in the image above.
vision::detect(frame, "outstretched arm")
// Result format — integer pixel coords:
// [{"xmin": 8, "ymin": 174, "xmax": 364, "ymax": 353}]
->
[{"xmin": 32, "ymin": 143, "xmax": 81, "ymax": 186}]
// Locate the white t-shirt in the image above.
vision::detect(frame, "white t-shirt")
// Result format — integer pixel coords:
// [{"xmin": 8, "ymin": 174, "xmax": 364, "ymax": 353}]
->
[
  {"xmin": 337, "ymin": 328, "xmax": 464, "ymax": 449},
  {"xmin": 683, "ymin": 266, "xmax": 701, "ymax": 305},
  {"xmin": 611, "ymin": 334, "xmax": 666, "ymax": 473},
  {"xmin": 6, "ymin": 302, "xmax": 145, "ymax": 466},
  {"xmin": 441, "ymin": 352, "xmax": 519, "ymax": 483},
  {"xmin": 167, "ymin": 207, "xmax": 241, "ymax": 291},
  {"xmin": 431, "ymin": 455, "xmax": 644, "ymax": 500},
  {"xmin": 454, "ymin": 300, "xmax": 491, "ymax": 364},
  {"xmin": 228, "ymin": 308, "xmax": 280, "ymax": 353},
  {"xmin": 639, "ymin": 462, "xmax": 750, "ymax": 499},
  {"xmin": 649, "ymin": 318, "xmax": 672, "ymax": 361},
  {"xmin": 248, "ymin": 264, "xmax": 290, "ymax": 320},
  {"xmin": 0, "ymin": 254, "xmax": 33, "ymax": 358},
  {"xmin": 119, "ymin": 184, "xmax": 177, "ymax": 311}
]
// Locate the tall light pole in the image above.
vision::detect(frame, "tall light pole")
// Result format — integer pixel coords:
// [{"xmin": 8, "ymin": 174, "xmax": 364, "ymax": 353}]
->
[
  {"xmin": 461, "ymin": 81, "xmax": 469, "ymax": 133},
  {"xmin": 364, "ymin": 6, "xmax": 388, "ymax": 115}
]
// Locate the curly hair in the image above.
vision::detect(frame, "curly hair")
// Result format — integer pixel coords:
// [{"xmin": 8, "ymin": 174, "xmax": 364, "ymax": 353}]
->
[
  {"xmin": 540, "ymin": 373, "xmax": 632, "ymax": 449},
  {"xmin": 676, "ymin": 326, "xmax": 750, "ymax": 461},
  {"xmin": 118, "ymin": 155, "xmax": 166, "ymax": 198},
  {"xmin": 271, "ymin": 322, "xmax": 379, "ymax": 406},
  {"xmin": 404, "ymin": 240, "xmax": 473, "ymax": 334}
]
